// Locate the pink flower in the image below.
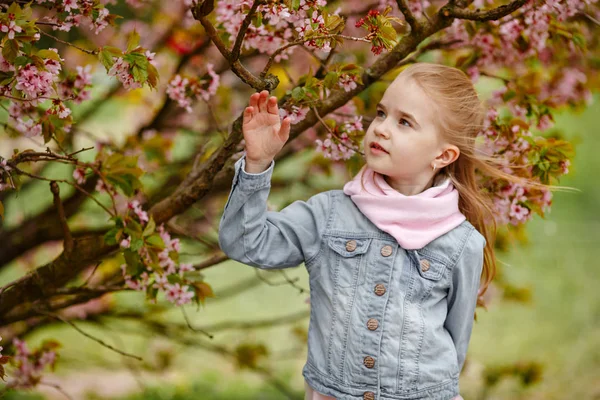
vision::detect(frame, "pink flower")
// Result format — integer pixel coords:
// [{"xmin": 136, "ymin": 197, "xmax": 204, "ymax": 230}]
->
[
  {"xmin": 178, "ymin": 262, "xmax": 194, "ymax": 277},
  {"xmin": 63, "ymin": 0, "xmax": 79, "ymax": 12},
  {"xmin": 73, "ymin": 166, "xmax": 86, "ymax": 184},
  {"xmin": 2, "ymin": 21, "xmax": 22, "ymax": 40},
  {"xmin": 510, "ymin": 202, "xmax": 530, "ymax": 222},
  {"xmin": 164, "ymin": 283, "xmax": 195, "ymax": 306},
  {"xmin": 120, "ymin": 235, "xmax": 131, "ymax": 249}
]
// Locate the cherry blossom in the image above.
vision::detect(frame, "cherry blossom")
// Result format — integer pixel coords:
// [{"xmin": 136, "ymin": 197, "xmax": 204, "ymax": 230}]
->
[
  {"xmin": 5, "ymin": 338, "xmax": 58, "ymax": 389},
  {"xmin": 1, "ymin": 20, "xmax": 22, "ymax": 39},
  {"xmin": 73, "ymin": 166, "xmax": 87, "ymax": 184}
]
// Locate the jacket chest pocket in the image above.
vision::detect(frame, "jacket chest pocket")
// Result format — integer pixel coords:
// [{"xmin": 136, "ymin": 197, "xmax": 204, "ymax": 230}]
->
[
  {"xmin": 412, "ymin": 252, "xmax": 449, "ymax": 297},
  {"xmin": 327, "ymin": 236, "xmax": 371, "ymax": 289}
]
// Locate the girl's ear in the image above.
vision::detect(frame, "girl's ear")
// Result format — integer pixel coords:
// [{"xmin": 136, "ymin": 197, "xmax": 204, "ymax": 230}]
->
[{"xmin": 435, "ymin": 145, "xmax": 460, "ymax": 168}]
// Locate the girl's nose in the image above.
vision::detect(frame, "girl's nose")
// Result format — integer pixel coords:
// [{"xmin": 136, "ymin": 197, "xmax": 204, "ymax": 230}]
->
[{"xmin": 374, "ymin": 123, "xmax": 389, "ymax": 139}]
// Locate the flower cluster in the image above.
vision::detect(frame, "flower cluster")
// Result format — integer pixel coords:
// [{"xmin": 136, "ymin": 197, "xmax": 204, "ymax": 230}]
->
[
  {"xmin": 37, "ymin": 0, "xmax": 115, "ymax": 35},
  {"xmin": 279, "ymin": 105, "xmax": 310, "ymax": 125},
  {"xmin": 58, "ymin": 65, "xmax": 93, "ymax": 104},
  {"xmin": 314, "ymin": 101, "xmax": 363, "ymax": 161},
  {"xmin": 108, "ymin": 57, "xmax": 142, "ymax": 91},
  {"xmin": 166, "ymin": 63, "xmax": 220, "ymax": 112},
  {"xmin": 5, "ymin": 338, "xmax": 59, "ymax": 390},
  {"xmin": 478, "ymin": 107, "xmax": 570, "ymax": 226},
  {"xmin": 447, "ymin": 0, "xmax": 599, "ymax": 86},
  {"xmin": 115, "ymin": 201, "xmax": 202, "ymax": 307},
  {"xmin": 214, "ymin": 0, "xmax": 335, "ymax": 62}
]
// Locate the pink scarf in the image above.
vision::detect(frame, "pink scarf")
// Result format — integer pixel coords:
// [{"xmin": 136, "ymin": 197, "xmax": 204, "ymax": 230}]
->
[{"xmin": 342, "ymin": 167, "xmax": 466, "ymax": 250}]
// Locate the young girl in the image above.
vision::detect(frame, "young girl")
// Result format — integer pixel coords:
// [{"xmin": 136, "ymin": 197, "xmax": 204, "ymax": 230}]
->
[{"xmin": 219, "ymin": 63, "xmax": 521, "ymax": 399}]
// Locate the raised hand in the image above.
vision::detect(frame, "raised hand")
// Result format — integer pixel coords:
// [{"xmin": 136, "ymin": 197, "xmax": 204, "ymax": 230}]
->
[{"xmin": 242, "ymin": 90, "xmax": 291, "ymax": 172}]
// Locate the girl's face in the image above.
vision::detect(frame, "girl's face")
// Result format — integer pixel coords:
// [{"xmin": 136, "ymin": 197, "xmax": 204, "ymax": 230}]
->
[{"xmin": 363, "ymin": 74, "xmax": 458, "ymax": 194}]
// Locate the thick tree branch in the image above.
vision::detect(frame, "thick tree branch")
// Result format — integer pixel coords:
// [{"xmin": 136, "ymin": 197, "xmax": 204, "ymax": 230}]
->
[
  {"xmin": 231, "ymin": 0, "xmax": 263, "ymax": 61},
  {"xmin": 192, "ymin": 0, "xmax": 279, "ymax": 91},
  {"xmin": 396, "ymin": 0, "xmax": 420, "ymax": 32},
  {"xmin": 440, "ymin": 0, "xmax": 529, "ymax": 21}
]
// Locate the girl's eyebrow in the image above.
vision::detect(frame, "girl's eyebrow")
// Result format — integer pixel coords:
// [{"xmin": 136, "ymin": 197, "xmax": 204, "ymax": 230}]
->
[{"xmin": 377, "ymin": 102, "xmax": 421, "ymax": 129}]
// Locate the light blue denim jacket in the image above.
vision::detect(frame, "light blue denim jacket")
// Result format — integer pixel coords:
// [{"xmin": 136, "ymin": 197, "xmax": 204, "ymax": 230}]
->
[{"xmin": 218, "ymin": 154, "xmax": 486, "ymax": 400}]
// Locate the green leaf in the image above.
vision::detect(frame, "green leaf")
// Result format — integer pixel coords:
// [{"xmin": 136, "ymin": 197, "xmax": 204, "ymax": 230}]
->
[
  {"xmin": 8, "ymin": 2, "xmax": 21, "ymax": 15},
  {"xmin": 145, "ymin": 233, "xmax": 165, "ymax": 249},
  {"xmin": 104, "ymin": 227, "xmax": 122, "ymax": 246},
  {"xmin": 131, "ymin": 64, "xmax": 147, "ymax": 83},
  {"xmin": 323, "ymin": 71, "xmax": 338, "ymax": 89},
  {"xmin": 143, "ymin": 216, "xmax": 156, "ymax": 237},
  {"xmin": 127, "ymin": 29, "xmax": 140, "ymax": 52},
  {"xmin": 13, "ymin": 55, "xmax": 29, "ymax": 68},
  {"xmin": 2, "ymin": 39, "xmax": 19, "ymax": 63},
  {"xmin": 147, "ymin": 62, "xmax": 159, "ymax": 89},
  {"xmin": 291, "ymin": 86, "xmax": 305, "ymax": 101},
  {"xmin": 0, "ymin": 71, "xmax": 14, "ymax": 85},
  {"xmin": 37, "ymin": 49, "xmax": 61, "ymax": 61},
  {"xmin": 130, "ymin": 237, "xmax": 144, "ymax": 252},
  {"xmin": 0, "ymin": 200, "xmax": 4, "ymax": 221},
  {"xmin": 99, "ymin": 48, "xmax": 115, "ymax": 71}
]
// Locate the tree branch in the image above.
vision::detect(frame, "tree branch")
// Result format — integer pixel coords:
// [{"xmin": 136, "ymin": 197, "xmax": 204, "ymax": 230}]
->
[
  {"xmin": 396, "ymin": 0, "xmax": 420, "ymax": 32},
  {"xmin": 192, "ymin": 0, "xmax": 279, "ymax": 91},
  {"xmin": 231, "ymin": 0, "xmax": 263, "ymax": 61},
  {"xmin": 440, "ymin": 0, "xmax": 529, "ymax": 21}
]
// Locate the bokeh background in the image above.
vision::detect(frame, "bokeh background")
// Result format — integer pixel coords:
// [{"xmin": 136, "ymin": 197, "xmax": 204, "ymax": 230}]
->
[
  {"xmin": 0, "ymin": 0, "xmax": 598, "ymax": 398},
  {"xmin": 1, "ymin": 86, "xmax": 599, "ymax": 400}
]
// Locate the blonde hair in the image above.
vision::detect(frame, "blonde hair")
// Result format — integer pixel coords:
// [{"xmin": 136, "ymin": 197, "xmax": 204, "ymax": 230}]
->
[{"xmin": 361, "ymin": 62, "xmax": 576, "ymax": 310}]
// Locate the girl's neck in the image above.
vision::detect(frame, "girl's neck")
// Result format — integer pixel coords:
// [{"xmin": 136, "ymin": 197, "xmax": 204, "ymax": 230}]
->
[{"xmin": 383, "ymin": 173, "xmax": 446, "ymax": 196}]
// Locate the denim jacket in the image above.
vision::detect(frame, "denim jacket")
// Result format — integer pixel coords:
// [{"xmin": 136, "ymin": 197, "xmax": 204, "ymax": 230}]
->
[{"xmin": 218, "ymin": 154, "xmax": 486, "ymax": 400}]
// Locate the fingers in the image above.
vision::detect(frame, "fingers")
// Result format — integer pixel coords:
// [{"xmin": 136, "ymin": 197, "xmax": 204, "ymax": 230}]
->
[
  {"xmin": 266, "ymin": 95, "xmax": 278, "ymax": 115},
  {"xmin": 249, "ymin": 90, "xmax": 278, "ymax": 115},
  {"xmin": 279, "ymin": 116, "xmax": 291, "ymax": 142},
  {"xmin": 243, "ymin": 106, "xmax": 253, "ymax": 124},
  {"xmin": 257, "ymin": 90, "xmax": 268, "ymax": 113}
]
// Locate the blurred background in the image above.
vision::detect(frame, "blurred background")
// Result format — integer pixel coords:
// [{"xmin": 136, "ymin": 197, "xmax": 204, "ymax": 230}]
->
[
  {"xmin": 1, "ymin": 91, "xmax": 599, "ymax": 400},
  {"xmin": 0, "ymin": 0, "xmax": 598, "ymax": 399}
]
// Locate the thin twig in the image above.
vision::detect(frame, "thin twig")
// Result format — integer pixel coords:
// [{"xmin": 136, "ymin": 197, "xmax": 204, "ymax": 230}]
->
[
  {"xmin": 262, "ymin": 34, "xmax": 370, "ymax": 77},
  {"xmin": 312, "ymin": 106, "xmax": 364, "ymax": 156},
  {"xmin": 37, "ymin": 309, "xmax": 143, "ymax": 361},
  {"xmin": 38, "ymin": 382, "xmax": 74, "ymax": 400},
  {"xmin": 180, "ymin": 306, "xmax": 214, "ymax": 338},
  {"xmin": 38, "ymin": 29, "xmax": 98, "ymax": 55},
  {"xmin": 10, "ymin": 165, "xmax": 115, "ymax": 216}
]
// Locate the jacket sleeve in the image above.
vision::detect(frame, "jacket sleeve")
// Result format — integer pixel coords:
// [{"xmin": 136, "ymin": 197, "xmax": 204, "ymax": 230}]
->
[
  {"xmin": 218, "ymin": 153, "xmax": 331, "ymax": 269},
  {"xmin": 444, "ymin": 228, "xmax": 486, "ymax": 372}
]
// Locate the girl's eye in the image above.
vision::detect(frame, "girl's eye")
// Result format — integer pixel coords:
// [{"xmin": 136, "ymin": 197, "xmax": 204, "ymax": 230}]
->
[
  {"xmin": 399, "ymin": 118, "xmax": 411, "ymax": 128},
  {"xmin": 376, "ymin": 110, "xmax": 385, "ymax": 118}
]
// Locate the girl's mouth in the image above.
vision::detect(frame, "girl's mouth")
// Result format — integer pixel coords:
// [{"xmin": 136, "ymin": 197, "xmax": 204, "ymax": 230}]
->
[{"xmin": 370, "ymin": 142, "xmax": 389, "ymax": 154}]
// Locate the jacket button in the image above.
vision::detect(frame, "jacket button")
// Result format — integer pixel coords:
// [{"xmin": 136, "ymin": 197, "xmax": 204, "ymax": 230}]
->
[
  {"xmin": 363, "ymin": 356, "xmax": 375, "ymax": 368},
  {"xmin": 420, "ymin": 259, "xmax": 430, "ymax": 272},
  {"xmin": 380, "ymin": 245, "xmax": 393, "ymax": 257},
  {"xmin": 363, "ymin": 391, "xmax": 375, "ymax": 400},
  {"xmin": 374, "ymin": 284, "xmax": 386, "ymax": 296},
  {"xmin": 346, "ymin": 240, "xmax": 357, "ymax": 252},
  {"xmin": 367, "ymin": 318, "xmax": 379, "ymax": 330}
]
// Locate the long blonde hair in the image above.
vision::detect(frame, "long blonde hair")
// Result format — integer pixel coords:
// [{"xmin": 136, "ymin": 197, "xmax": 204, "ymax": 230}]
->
[{"xmin": 362, "ymin": 62, "xmax": 576, "ymax": 309}]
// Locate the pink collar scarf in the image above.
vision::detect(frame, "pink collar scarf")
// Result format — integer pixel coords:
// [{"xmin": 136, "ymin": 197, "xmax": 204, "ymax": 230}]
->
[{"xmin": 342, "ymin": 167, "xmax": 466, "ymax": 250}]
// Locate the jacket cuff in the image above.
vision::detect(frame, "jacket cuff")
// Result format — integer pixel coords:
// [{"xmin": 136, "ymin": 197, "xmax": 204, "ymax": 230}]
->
[{"xmin": 234, "ymin": 153, "xmax": 275, "ymax": 191}]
